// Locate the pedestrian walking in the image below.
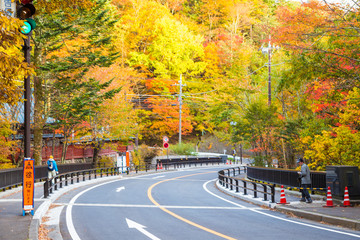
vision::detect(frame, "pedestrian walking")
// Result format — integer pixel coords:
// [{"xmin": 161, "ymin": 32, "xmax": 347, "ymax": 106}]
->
[
  {"xmin": 47, "ymin": 155, "xmax": 58, "ymax": 184},
  {"xmin": 297, "ymin": 158, "xmax": 312, "ymax": 203}
]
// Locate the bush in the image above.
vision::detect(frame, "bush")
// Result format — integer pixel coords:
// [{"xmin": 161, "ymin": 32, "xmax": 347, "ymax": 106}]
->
[
  {"xmin": 138, "ymin": 144, "xmax": 160, "ymax": 164},
  {"xmin": 169, "ymin": 143, "xmax": 195, "ymax": 155},
  {"xmin": 98, "ymin": 155, "xmax": 114, "ymax": 168}
]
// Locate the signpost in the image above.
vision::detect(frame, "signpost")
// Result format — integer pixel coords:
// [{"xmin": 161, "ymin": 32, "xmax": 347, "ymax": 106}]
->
[
  {"xmin": 22, "ymin": 158, "xmax": 34, "ymax": 216},
  {"xmin": 163, "ymin": 136, "xmax": 169, "ymax": 160}
]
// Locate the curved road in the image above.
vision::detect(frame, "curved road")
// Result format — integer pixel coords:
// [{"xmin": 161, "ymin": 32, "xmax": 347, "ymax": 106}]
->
[{"xmin": 52, "ymin": 167, "xmax": 360, "ymax": 240}]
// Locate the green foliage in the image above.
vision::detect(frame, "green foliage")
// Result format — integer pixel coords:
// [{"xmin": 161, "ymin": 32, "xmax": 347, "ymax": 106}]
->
[{"xmin": 169, "ymin": 143, "xmax": 196, "ymax": 156}]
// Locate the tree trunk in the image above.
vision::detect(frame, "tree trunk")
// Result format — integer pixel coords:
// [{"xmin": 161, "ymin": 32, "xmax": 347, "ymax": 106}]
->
[
  {"xmin": 61, "ymin": 136, "xmax": 69, "ymax": 163},
  {"xmin": 92, "ymin": 140, "xmax": 104, "ymax": 168}
]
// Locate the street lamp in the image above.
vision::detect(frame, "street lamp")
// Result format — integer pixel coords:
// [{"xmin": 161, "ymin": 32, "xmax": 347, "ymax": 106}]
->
[{"xmin": 259, "ymin": 35, "xmax": 280, "ymax": 106}]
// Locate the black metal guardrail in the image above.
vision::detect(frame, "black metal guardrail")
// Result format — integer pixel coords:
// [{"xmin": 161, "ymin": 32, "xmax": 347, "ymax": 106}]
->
[
  {"xmin": 0, "ymin": 163, "xmax": 96, "ymax": 191},
  {"xmin": 44, "ymin": 167, "xmax": 121, "ymax": 198},
  {"xmin": 218, "ymin": 167, "xmax": 276, "ymax": 203},
  {"xmin": 246, "ymin": 166, "xmax": 326, "ymax": 191}
]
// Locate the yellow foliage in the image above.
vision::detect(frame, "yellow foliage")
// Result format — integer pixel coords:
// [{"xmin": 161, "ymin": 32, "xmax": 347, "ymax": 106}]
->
[{"xmin": 304, "ymin": 126, "xmax": 360, "ymax": 171}]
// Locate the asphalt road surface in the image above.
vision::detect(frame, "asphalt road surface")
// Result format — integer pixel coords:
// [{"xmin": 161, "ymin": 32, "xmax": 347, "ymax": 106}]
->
[{"xmin": 53, "ymin": 166, "xmax": 360, "ymax": 240}]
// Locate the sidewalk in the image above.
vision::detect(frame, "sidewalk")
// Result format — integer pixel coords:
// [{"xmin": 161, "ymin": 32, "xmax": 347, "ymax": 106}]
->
[{"xmin": 216, "ymin": 172, "xmax": 360, "ymax": 231}]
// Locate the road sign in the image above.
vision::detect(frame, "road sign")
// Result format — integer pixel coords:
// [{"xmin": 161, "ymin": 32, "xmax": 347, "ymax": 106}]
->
[
  {"xmin": 0, "ymin": 0, "xmax": 16, "ymax": 18},
  {"xmin": 22, "ymin": 158, "xmax": 34, "ymax": 216},
  {"xmin": 163, "ymin": 142, "xmax": 169, "ymax": 149},
  {"xmin": 163, "ymin": 136, "xmax": 169, "ymax": 143}
]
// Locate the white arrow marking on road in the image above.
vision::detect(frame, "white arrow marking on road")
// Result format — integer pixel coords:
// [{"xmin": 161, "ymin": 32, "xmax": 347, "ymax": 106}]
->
[
  {"xmin": 116, "ymin": 186, "xmax": 125, "ymax": 192},
  {"xmin": 126, "ymin": 218, "xmax": 161, "ymax": 240}
]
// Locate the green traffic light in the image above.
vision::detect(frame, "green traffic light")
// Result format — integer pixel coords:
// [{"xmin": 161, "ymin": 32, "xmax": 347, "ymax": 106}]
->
[
  {"xmin": 21, "ymin": 21, "xmax": 32, "ymax": 34},
  {"xmin": 20, "ymin": 19, "xmax": 36, "ymax": 35}
]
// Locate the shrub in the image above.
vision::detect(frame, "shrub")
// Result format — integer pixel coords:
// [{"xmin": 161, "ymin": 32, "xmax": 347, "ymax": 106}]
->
[{"xmin": 169, "ymin": 143, "xmax": 195, "ymax": 155}]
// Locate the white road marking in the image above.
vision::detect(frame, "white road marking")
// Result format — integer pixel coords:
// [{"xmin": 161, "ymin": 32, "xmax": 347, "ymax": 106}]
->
[
  {"xmin": 60, "ymin": 202, "xmax": 259, "ymax": 210},
  {"xmin": 116, "ymin": 186, "xmax": 125, "ymax": 192},
  {"xmin": 203, "ymin": 179, "xmax": 360, "ymax": 239},
  {"xmin": 126, "ymin": 218, "xmax": 160, "ymax": 240},
  {"xmin": 152, "ymin": 175, "xmax": 165, "ymax": 179},
  {"xmin": 66, "ymin": 179, "xmax": 121, "ymax": 240},
  {"xmin": 202, "ymin": 179, "xmax": 246, "ymax": 209}
]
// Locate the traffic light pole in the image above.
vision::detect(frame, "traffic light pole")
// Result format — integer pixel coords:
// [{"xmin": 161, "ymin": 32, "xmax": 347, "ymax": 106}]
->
[{"xmin": 24, "ymin": 35, "xmax": 31, "ymax": 158}]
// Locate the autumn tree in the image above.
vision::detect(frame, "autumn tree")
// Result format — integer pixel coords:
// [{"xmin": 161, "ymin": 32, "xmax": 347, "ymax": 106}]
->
[{"xmin": 35, "ymin": 0, "xmax": 120, "ymax": 163}]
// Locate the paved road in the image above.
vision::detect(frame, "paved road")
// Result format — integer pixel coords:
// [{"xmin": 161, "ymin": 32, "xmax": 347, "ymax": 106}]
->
[{"xmin": 45, "ymin": 166, "xmax": 360, "ymax": 240}]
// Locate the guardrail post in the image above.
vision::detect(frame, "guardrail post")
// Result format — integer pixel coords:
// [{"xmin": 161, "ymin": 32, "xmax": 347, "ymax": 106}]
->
[
  {"xmin": 243, "ymin": 181, "xmax": 247, "ymax": 195},
  {"xmin": 59, "ymin": 176, "xmax": 63, "ymax": 188},
  {"xmin": 100, "ymin": 169, "xmax": 103, "ymax": 178},
  {"xmin": 89, "ymin": 171, "xmax": 92, "ymax": 180},
  {"xmin": 44, "ymin": 180, "xmax": 49, "ymax": 198},
  {"xmin": 77, "ymin": 172, "xmax": 80, "ymax": 183},
  {"xmin": 235, "ymin": 179, "xmax": 239, "ymax": 192},
  {"xmin": 65, "ymin": 174, "xmax": 68, "ymax": 186},
  {"xmin": 54, "ymin": 178, "xmax": 58, "ymax": 191},
  {"xmin": 83, "ymin": 172, "xmax": 86, "ymax": 181},
  {"xmin": 225, "ymin": 177, "xmax": 229, "ymax": 188},
  {"xmin": 271, "ymin": 184, "xmax": 275, "ymax": 203},
  {"xmin": 252, "ymin": 183, "xmax": 257, "ymax": 198},
  {"xmin": 230, "ymin": 178, "xmax": 233, "ymax": 190},
  {"xmin": 71, "ymin": 173, "xmax": 74, "ymax": 184},
  {"xmin": 263, "ymin": 185, "xmax": 267, "ymax": 201}
]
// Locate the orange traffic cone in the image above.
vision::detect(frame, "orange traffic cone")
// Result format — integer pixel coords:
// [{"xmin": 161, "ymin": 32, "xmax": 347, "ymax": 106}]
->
[
  {"xmin": 160, "ymin": 162, "xmax": 163, "ymax": 170},
  {"xmin": 277, "ymin": 185, "xmax": 289, "ymax": 204},
  {"xmin": 323, "ymin": 186, "xmax": 334, "ymax": 207},
  {"xmin": 342, "ymin": 186, "xmax": 351, "ymax": 207}
]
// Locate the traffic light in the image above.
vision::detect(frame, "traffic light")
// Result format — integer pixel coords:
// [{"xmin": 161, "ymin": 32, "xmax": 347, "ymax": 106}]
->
[{"xmin": 17, "ymin": 0, "xmax": 36, "ymax": 35}]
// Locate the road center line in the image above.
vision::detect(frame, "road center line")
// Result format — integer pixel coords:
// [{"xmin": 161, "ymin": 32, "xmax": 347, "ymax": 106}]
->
[{"xmin": 147, "ymin": 171, "xmax": 237, "ymax": 240}]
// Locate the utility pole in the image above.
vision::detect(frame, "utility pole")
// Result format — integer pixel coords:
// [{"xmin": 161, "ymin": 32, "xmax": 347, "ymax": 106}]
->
[
  {"xmin": 267, "ymin": 36, "xmax": 272, "ymax": 106},
  {"xmin": 260, "ymin": 35, "xmax": 279, "ymax": 106},
  {"xmin": 178, "ymin": 74, "xmax": 183, "ymax": 144}
]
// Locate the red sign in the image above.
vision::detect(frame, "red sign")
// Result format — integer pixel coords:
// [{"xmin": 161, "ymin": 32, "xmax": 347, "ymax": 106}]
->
[
  {"xmin": 163, "ymin": 142, "xmax": 169, "ymax": 148},
  {"xmin": 22, "ymin": 158, "xmax": 35, "ymax": 215}
]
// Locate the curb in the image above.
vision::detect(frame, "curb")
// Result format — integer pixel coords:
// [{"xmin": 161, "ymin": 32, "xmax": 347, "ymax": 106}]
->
[
  {"xmin": 215, "ymin": 180, "xmax": 360, "ymax": 231},
  {"xmin": 275, "ymin": 205, "xmax": 360, "ymax": 231}
]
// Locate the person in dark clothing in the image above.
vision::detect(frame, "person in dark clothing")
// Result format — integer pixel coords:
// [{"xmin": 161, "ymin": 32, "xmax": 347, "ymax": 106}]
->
[{"xmin": 297, "ymin": 158, "xmax": 312, "ymax": 203}]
